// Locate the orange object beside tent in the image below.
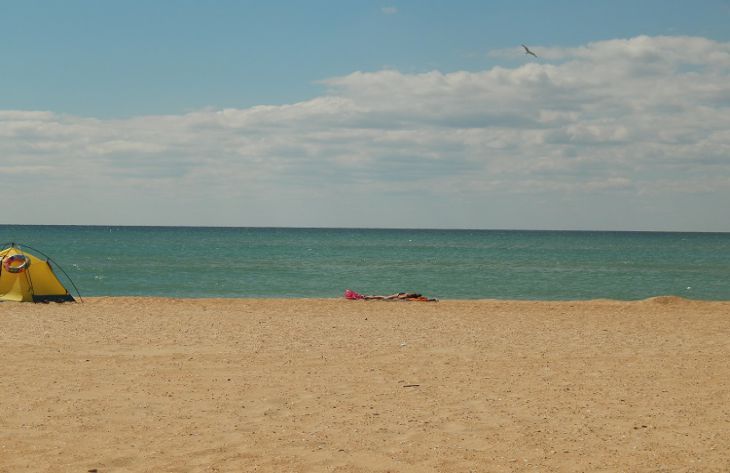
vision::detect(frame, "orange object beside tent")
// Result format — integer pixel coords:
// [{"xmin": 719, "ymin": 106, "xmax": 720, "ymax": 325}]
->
[{"xmin": 0, "ymin": 244, "xmax": 75, "ymax": 302}]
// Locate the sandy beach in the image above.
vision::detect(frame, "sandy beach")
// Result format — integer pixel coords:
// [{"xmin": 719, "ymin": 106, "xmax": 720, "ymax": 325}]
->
[{"xmin": 1, "ymin": 297, "xmax": 729, "ymax": 473}]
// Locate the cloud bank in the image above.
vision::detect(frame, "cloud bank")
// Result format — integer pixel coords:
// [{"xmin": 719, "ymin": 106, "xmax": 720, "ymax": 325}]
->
[{"xmin": 2, "ymin": 35, "xmax": 729, "ymax": 230}]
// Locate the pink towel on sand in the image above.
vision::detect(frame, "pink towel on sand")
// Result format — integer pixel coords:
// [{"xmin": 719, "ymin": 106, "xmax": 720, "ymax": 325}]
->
[{"xmin": 344, "ymin": 289, "xmax": 365, "ymax": 300}]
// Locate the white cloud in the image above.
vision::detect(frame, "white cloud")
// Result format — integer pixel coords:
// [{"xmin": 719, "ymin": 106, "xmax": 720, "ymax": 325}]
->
[
  {"xmin": 2, "ymin": 35, "xmax": 729, "ymax": 230},
  {"xmin": 381, "ymin": 6, "xmax": 398, "ymax": 15}
]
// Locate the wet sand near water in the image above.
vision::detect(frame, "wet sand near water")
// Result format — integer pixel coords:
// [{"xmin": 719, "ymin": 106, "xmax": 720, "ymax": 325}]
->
[{"xmin": 1, "ymin": 297, "xmax": 729, "ymax": 472}]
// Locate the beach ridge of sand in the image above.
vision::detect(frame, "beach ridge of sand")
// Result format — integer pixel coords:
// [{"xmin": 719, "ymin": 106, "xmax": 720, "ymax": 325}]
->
[{"xmin": 1, "ymin": 297, "xmax": 728, "ymax": 472}]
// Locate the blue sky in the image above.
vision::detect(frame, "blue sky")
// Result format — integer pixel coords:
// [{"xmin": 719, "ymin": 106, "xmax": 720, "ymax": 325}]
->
[
  {"xmin": 2, "ymin": 1, "xmax": 730, "ymax": 230},
  {"xmin": 4, "ymin": 0, "xmax": 729, "ymax": 117}
]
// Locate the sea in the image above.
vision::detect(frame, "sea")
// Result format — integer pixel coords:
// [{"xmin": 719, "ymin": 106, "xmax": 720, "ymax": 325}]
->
[{"xmin": 2, "ymin": 225, "xmax": 729, "ymax": 301}]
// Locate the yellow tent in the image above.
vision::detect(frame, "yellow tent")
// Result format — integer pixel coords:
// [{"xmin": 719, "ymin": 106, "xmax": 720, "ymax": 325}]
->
[{"xmin": 0, "ymin": 244, "xmax": 76, "ymax": 303}]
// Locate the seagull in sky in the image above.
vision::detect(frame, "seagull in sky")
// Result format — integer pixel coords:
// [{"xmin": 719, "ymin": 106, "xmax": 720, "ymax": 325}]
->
[{"xmin": 522, "ymin": 44, "xmax": 538, "ymax": 58}]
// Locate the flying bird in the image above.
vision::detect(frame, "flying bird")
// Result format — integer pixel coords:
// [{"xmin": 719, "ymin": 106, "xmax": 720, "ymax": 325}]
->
[{"xmin": 522, "ymin": 44, "xmax": 538, "ymax": 58}]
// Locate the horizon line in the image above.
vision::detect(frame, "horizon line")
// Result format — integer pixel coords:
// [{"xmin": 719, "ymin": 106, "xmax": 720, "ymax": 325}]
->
[{"xmin": 1, "ymin": 223, "xmax": 728, "ymax": 235}]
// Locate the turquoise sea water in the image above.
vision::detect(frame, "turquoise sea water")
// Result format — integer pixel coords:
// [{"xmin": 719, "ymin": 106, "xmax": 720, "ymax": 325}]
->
[{"xmin": 1, "ymin": 225, "xmax": 729, "ymax": 300}]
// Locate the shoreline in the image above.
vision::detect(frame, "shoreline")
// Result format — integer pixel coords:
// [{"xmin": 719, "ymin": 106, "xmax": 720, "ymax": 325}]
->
[
  {"xmin": 2, "ymin": 297, "xmax": 729, "ymax": 472},
  {"xmin": 57, "ymin": 294, "xmax": 730, "ymax": 303}
]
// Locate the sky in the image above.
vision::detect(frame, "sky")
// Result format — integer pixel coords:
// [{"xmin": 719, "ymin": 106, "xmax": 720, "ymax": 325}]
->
[{"xmin": 2, "ymin": 0, "xmax": 730, "ymax": 231}]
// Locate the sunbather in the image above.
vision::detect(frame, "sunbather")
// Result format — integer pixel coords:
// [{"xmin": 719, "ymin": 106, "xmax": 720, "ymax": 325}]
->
[{"xmin": 344, "ymin": 289, "xmax": 437, "ymax": 302}]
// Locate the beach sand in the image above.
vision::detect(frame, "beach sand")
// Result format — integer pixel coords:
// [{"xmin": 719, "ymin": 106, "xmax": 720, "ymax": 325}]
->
[{"xmin": 1, "ymin": 297, "xmax": 729, "ymax": 472}]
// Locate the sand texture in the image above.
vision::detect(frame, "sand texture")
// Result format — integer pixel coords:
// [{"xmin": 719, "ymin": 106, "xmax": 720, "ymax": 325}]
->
[{"xmin": 1, "ymin": 297, "xmax": 729, "ymax": 472}]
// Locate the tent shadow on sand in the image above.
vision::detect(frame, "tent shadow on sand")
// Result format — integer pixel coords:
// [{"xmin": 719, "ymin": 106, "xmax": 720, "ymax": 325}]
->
[{"xmin": 0, "ymin": 242, "xmax": 81, "ymax": 303}]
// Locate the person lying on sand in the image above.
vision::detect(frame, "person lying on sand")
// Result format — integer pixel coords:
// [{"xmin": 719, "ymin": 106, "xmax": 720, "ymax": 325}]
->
[{"xmin": 344, "ymin": 289, "xmax": 438, "ymax": 302}]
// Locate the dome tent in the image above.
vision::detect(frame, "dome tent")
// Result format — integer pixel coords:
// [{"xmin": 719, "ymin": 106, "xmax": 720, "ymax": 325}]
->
[{"xmin": 0, "ymin": 243, "xmax": 78, "ymax": 303}]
